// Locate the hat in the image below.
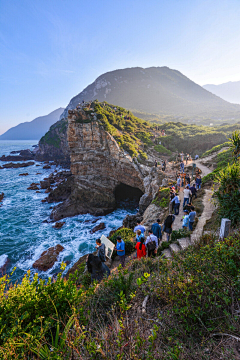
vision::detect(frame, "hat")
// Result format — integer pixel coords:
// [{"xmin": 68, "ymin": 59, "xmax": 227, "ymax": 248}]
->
[{"xmin": 184, "ymin": 210, "xmax": 189, "ymax": 213}]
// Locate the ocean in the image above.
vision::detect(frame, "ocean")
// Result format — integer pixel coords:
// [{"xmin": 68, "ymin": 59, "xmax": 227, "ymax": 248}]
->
[{"xmin": 0, "ymin": 140, "xmax": 136, "ymax": 282}]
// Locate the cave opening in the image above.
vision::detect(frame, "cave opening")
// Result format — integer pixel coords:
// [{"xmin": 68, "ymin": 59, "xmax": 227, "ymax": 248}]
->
[{"xmin": 114, "ymin": 183, "xmax": 144, "ymax": 210}]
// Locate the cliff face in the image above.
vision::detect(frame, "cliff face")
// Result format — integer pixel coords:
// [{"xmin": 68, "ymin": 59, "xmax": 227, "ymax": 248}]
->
[
  {"xmin": 50, "ymin": 108, "xmax": 161, "ymax": 220},
  {"xmin": 35, "ymin": 119, "xmax": 70, "ymax": 167}
]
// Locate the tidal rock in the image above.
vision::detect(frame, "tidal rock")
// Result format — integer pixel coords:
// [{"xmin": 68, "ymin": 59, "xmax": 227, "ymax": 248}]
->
[
  {"xmin": 53, "ymin": 221, "xmax": 65, "ymax": 229},
  {"xmin": 36, "ymin": 190, "xmax": 41, "ymax": 193},
  {"xmin": 27, "ymin": 183, "xmax": 39, "ymax": 190},
  {"xmin": 19, "ymin": 173, "xmax": 29, "ymax": 176},
  {"xmin": 32, "ymin": 244, "xmax": 64, "ymax": 271},
  {"xmin": 1, "ymin": 161, "xmax": 35, "ymax": 169},
  {"xmin": 43, "ymin": 164, "xmax": 51, "ymax": 169},
  {"xmin": 90, "ymin": 222, "xmax": 106, "ymax": 234},
  {"xmin": 0, "ymin": 255, "xmax": 10, "ymax": 273},
  {"xmin": 40, "ymin": 179, "xmax": 54, "ymax": 189},
  {"xmin": 0, "ymin": 149, "xmax": 34, "ymax": 161},
  {"xmin": 41, "ymin": 199, "xmax": 47, "ymax": 203},
  {"xmin": 47, "ymin": 176, "xmax": 73, "ymax": 204},
  {"xmin": 0, "ymin": 193, "xmax": 4, "ymax": 202}
]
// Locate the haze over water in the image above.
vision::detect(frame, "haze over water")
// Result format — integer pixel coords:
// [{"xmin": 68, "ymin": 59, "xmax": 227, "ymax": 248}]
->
[{"xmin": 0, "ymin": 141, "xmax": 135, "ymax": 282}]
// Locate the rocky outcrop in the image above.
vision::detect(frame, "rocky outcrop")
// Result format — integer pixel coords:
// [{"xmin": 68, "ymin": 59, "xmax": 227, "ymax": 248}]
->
[
  {"xmin": 0, "ymin": 149, "xmax": 35, "ymax": 161},
  {"xmin": 90, "ymin": 222, "xmax": 106, "ymax": 234},
  {"xmin": 0, "ymin": 161, "xmax": 35, "ymax": 169},
  {"xmin": 50, "ymin": 109, "xmax": 162, "ymax": 220},
  {"xmin": 32, "ymin": 244, "xmax": 64, "ymax": 271},
  {"xmin": 35, "ymin": 119, "xmax": 70, "ymax": 167}
]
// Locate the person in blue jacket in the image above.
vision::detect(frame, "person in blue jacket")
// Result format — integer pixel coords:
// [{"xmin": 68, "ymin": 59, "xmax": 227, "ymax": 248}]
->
[
  {"xmin": 115, "ymin": 236, "xmax": 125, "ymax": 268},
  {"xmin": 151, "ymin": 219, "xmax": 162, "ymax": 244}
]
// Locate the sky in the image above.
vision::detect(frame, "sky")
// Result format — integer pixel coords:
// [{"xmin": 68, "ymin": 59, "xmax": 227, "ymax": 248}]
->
[{"xmin": 0, "ymin": 0, "xmax": 240, "ymax": 134}]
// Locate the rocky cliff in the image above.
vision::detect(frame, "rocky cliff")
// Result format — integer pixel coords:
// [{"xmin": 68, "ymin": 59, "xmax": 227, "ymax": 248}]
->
[
  {"xmin": 50, "ymin": 105, "xmax": 162, "ymax": 220},
  {"xmin": 35, "ymin": 119, "xmax": 70, "ymax": 167}
]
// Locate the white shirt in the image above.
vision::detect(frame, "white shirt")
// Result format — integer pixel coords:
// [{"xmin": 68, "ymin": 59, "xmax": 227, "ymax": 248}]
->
[
  {"xmin": 183, "ymin": 188, "xmax": 191, "ymax": 199},
  {"xmin": 145, "ymin": 234, "xmax": 158, "ymax": 248}
]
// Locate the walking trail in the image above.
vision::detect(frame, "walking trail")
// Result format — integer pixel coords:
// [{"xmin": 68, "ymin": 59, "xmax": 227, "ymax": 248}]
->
[{"xmin": 163, "ymin": 154, "xmax": 217, "ymax": 258}]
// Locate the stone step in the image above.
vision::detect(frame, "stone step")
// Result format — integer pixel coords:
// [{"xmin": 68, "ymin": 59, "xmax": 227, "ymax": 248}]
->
[
  {"xmin": 178, "ymin": 237, "xmax": 191, "ymax": 251},
  {"xmin": 162, "ymin": 249, "xmax": 172, "ymax": 259},
  {"xmin": 169, "ymin": 243, "xmax": 181, "ymax": 255}
]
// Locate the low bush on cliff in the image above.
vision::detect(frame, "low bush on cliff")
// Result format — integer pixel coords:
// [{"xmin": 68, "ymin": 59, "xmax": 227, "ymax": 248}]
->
[
  {"xmin": 152, "ymin": 187, "xmax": 170, "ymax": 208},
  {"xmin": 154, "ymin": 144, "xmax": 172, "ymax": 155},
  {"xmin": 201, "ymin": 141, "xmax": 231, "ymax": 158},
  {"xmin": 110, "ymin": 228, "xmax": 136, "ymax": 257},
  {"xmin": 1, "ymin": 233, "xmax": 240, "ymax": 358}
]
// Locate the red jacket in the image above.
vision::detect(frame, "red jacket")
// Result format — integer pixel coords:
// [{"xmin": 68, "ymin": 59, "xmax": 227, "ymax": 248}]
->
[{"xmin": 135, "ymin": 242, "xmax": 147, "ymax": 259}]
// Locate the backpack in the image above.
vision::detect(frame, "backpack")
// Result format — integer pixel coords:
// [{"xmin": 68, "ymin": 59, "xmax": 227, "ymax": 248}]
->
[{"xmin": 147, "ymin": 236, "xmax": 156, "ymax": 251}]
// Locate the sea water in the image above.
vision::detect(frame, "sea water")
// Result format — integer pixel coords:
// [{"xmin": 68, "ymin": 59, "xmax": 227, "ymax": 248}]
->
[{"xmin": 0, "ymin": 140, "xmax": 136, "ymax": 282}]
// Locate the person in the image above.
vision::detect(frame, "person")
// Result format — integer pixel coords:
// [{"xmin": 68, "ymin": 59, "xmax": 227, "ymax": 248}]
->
[
  {"xmin": 182, "ymin": 210, "xmax": 189, "ymax": 229},
  {"xmin": 183, "ymin": 185, "xmax": 191, "ymax": 208},
  {"xmin": 190, "ymin": 183, "xmax": 197, "ymax": 200},
  {"xmin": 186, "ymin": 154, "xmax": 189, "ymax": 165},
  {"xmin": 151, "ymin": 219, "xmax": 162, "ymax": 244},
  {"xmin": 177, "ymin": 175, "xmax": 181, "ymax": 191},
  {"xmin": 170, "ymin": 188, "xmax": 176, "ymax": 212},
  {"xmin": 195, "ymin": 154, "xmax": 199, "ymax": 160},
  {"xmin": 86, "ymin": 254, "xmax": 110, "ymax": 283},
  {"xmin": 135, "ymin": 238, "xmax": 147, "ymax": 259},
  {"xmin": 116, "ymin": 236, "xmax": 125, "ymax": 267},
  {"xmin": 134, "ymin": 220, "xmax": 146, "ymax": 234},
  {"xmin": 145, "ymin": 229, "xmax": 158, "ymax": 257},
  {"xmin": 171, "ymin": 193, "xmax": 180, "ymax": 215},
  {"xmin": 180, "ymin": 152, "xmax": 184, "ymax": 161},
  {"xmin": 163, "ymin": 214, "xmax": 175, "ymax": 241},
  {"xmin": 96, "ymin": 238, "xmax": 106, "ymax": 263},
  {"xmin": 196, "ymin": 175, "xmax": 202, "ymax": 190},
  {"xmin": 185, "ymin": 173, "xmax": 190, "ymax": 185},
  {"xmin": 188, "ymin": 206, "xmax": 196, "ymax": 231},
  {"xmin": 154, "ymin": 160, "xmax": 158, "ymax": 168},
  {"xmin": 183, "ymin": 201, "xmax": 193, "ymax": 213},
  {"xmin": 136, "ymin": 229, "xmax": 144, "ymax": 243},
  {"xmin": 180, "ymin": 161, "xmax": 184, "ymax": 173},
  {"xmin": 162, "ymin": 160, "xmax": 166, "ymax": 171}
]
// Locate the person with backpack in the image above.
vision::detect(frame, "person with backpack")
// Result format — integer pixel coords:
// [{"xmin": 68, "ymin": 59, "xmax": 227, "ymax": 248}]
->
[
  {"xmin": 151, "ymin": 219, "xmax": 162, "ymax": 244},
  {"xmin": 183, "ymin": 185, "xmax": 192, "ymax": 209},
  {"xmin": 86, "ymin": 254, "xmax": 110, "ymax": 282},
  {"xmin": 163, "ymin": 214, "xmax": 175, "ymax": 241},
  {"xmin": 135, "ymin": 237, "xmax": 147, "ymax": 259},
  {"xmin": 145, "ymin": 229, "xmax": 158, "ymax": 257}
]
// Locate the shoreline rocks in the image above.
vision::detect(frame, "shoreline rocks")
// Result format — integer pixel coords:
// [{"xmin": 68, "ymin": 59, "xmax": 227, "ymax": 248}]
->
[
  {"xmin": 0, "ymin": 161, "xmax": 35, "ymax": 169},
  {"xmin": 32, "ymin": 244, "xmax": 64, "ymax": 271},
  {"xmin": 90, "ymin": 222, "xmax": 106, "ymax": 234}
]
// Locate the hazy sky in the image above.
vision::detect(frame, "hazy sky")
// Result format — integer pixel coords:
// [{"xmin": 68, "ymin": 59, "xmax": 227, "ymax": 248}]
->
[{"xmin": 1, "ymin": 0, "xmax": 240, "ymax": 134}]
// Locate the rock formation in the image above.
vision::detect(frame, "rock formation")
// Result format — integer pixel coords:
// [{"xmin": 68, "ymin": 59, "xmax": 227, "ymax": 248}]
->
[
  {"xmin": 50, "ymin": 108, "xmax": 162, "ymax": 220},
  {"xmin": 32, "ymin": 244, "xmax": 64, "ymax": 271}
]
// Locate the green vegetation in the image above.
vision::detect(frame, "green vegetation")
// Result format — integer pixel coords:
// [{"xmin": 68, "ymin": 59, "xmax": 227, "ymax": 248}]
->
[
  {"xmin": 214, "ymin": 162, "xmax": 240, "ymax": 226},
  {"xmin": 152, "ymin": 187, "xmax": 170, "ymax": 208},
  {"xmin": 110, "ymin": 228, "xmax": 136, "ymax": 257},
  {"xmin": 39, "ymin": 119, "xmax": 67, "ymax": 148},
  {"xmin": 230, "ymin": 129, "xmax": 240, "ymax": 161},
  {"xmin": 2, "ymin": 232, "xmax": 240, "ymax": 358},
  {"xmin": 154, "ymin": 144, "xmax": 171, "ymax": 155},
  {"xmin": 201, "ymin": 141, "xmax": 231, "ymax": 157},
  {"xmin": 202, "ymin": 148, "xmax": 233, "ymax": 185}
]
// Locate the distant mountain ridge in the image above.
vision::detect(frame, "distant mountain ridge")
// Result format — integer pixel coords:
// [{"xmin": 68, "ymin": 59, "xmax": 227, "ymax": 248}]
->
[
  {"xmin": 60, "ymin": 67, "xmax": 240, "ymax": 120},
  {"xmin": 203, "ymin": 81, "xmax": 240, "ymax": 105},
  {"xmin": 0, "ymin": 108, "xmax": 64, "ymax": 140}
]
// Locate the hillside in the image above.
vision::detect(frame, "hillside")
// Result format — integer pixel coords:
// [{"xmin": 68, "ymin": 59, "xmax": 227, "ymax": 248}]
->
[
  {"xmin": 60, "ymin": 67, "xmax": 240, "ymax": 121},
  {"xmin": 0, "ymin": 108, "xmax": 64, "ymax": 140},
  {"xmin": 203, "ymin": 80, "xmax": 240, "ymax": 105}
]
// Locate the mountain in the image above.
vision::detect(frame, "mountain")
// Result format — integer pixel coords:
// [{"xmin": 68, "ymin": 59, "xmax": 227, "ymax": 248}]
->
[
  {"xmin": 0, "ymin": 108, "xmax": 64, "ymax": 140},
  {"xmin": 60, "ymin": 67, "xmax": 240, "ymax": 120},
  {"xmin": 203, "ymin": 81, "xmax": 240, "ymax": 105}
]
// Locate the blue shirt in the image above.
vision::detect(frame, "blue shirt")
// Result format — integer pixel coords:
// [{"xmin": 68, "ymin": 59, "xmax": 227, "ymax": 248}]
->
[
  {"xmin": 151, "ymin": 223, "xmax": 162, "ymax": 239},
  {"xmin": 182, "ymin": 215, "xmax": 189, "ymax": 227},
  {"xmin": 116, "ymin": 240, "xmax": 125, "ymax": 256},
  {"xmin": 171, "ymin": 195, "xmax": 180, "ymax": 204},
  {"xmin": 134, "ymin": 225, "xmax": 145, "ymax": 234},
  {"xmin": 136, "ymin": 233, "xmax": 145, "ymax": 243},
  {"xmin": 189, "ymin": 211, "xmax": 196, "ymax": 222}
]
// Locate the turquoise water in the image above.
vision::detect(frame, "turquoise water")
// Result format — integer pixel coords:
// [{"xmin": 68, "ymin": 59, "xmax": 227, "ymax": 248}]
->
[{"xmin": 0, "ymin": 140, "xmax": 135, "ymax": 282}]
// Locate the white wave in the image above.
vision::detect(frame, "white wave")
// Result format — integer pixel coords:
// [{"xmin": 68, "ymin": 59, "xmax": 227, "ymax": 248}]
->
[{"xmin": 0, "ymin": 254, "xmax": 8, "ymax": 268}]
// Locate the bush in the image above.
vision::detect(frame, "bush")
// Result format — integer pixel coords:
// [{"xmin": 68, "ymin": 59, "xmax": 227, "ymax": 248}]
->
[
  {"xmin": 171, "ymin": 228, "xmax": 191, "ymax": 242},
  {"xmin": 154, "ymin": 144, "xmax": 172, "ymax": 155},
  {"xmin": 214, "ymin": 162, "xmax": 240, "ymax": 226},
  {"xmin": 110, "ymin": 228, "xmax": 136, "ymax": 257},
  {"xmin": 152, "ymin": 187, "xmax": 170, "ymax": 208}
]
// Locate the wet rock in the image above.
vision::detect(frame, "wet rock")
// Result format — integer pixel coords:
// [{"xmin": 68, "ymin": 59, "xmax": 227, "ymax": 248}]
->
[
  {"xmin": 41, "ymin": 199, "xmax": 47, "ymax": 203},
  {"xmin": 0, "ymin": 193, "xmax": 4, "ymax": 202},
  {"xmin": 27, "ymin": 183, "xmax": 40, "ymax": 190},
  {"xmin": 40, "ymin": 179, "xmax": 54, "ymax": 189},
  {"xmin": 0, "ymin": 161, "xmax": 35, "ymax": 169},
  {"xmin": 43, "ymin": 164, "xmax": 51, "ymax": 169},
  {"xmin": 32, "ymin": 244, "xmax": 64, "ymax": 271},
  {"xmin": 36, "ymin": 172, "xmax": 42, "ymax": 175},
  {"xmin": 90, "ymin": 222, "xmax": 106, "ymax": 234},
  {"xmin": 47, "ymin": 176, "xmax": 73, "ymax": 204},
  {"xmin": 53, "ymin": 221, "xmax": 65, "ymax": 229},
  {"xmin": 123, "ymin": 213, "xmax": 143, "ymax": 230},
  {"xmin": 0, "ymin": 256, "xmax": 10, "ymax": 274},
  {"xmin": 0, "ymin": 150, "xmax": 34, "ymax": 161},
  {"xmin": 36, "ymin": 164, "xmax": 41, "ymax": 167},
  {"xmin": 19, "ymin": 173, "xmax": 29, "ymax": 176},
  {"xmin": 44, "ymin": 188, "xmax": 51, "ymax": 193},
  {"xmin": 36, "ymin": 190, "xmax": 41, "ymax": 193}
]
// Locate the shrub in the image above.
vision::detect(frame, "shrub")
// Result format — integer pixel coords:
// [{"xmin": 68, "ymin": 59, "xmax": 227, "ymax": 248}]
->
[
  {"xmin": 154, "ymin": 144, "xmax": 172, "ymax": 155},
  {"xmin": 110, "ymin": 228, "xmax": 136, "ymax": 257},
  {"xmin": 152, "ymin": 187, "xmax": 170, "ymax": 208},
  {"xmin": 171, "ymin": 228, "xmax": 191, "ymax": 242},
  {"xmin": 214, "ymin": 162, "xmax": 240, "ymax": 226}
]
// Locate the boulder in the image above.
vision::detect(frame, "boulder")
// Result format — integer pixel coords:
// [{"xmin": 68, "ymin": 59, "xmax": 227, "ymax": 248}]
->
[
  {"xmin": 53, "ymin": 221, "xmax": 65, "ymax": 229},
  {"xmin": 1, "ymin": 162, "xmax": 35, "ymax": 169},
  {"xmin": 142, "ymin": 204, "xmax": 165, "ymax": 229},
  {"xmin": 0, "ymin": 193, "xmax": 4, "ymax": 202},
  {"xmin": 27, "ymin": 183, "xmax": 39, "ymax": 190},
  {"xmin": 19, "ymin": 173, "xmax": 29, "ymax": 176},
  {"xmin": 122, "ymin": 213, "xmax": 142, "ymax": 230},
  {"xmin": 90, "ymin": 222, "xmax": 106, "ymax": 234},
  {"xmin": 43, "ymin": 165, "xmax": 51, "ymax": 169},
  {"xmin": 32, "ymin": 244, "xmax": 64, "ymax": 271}
]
